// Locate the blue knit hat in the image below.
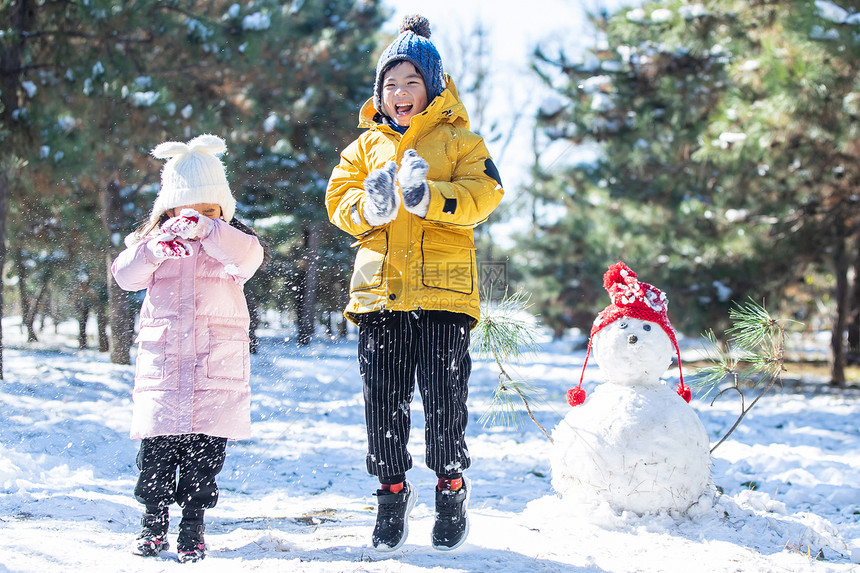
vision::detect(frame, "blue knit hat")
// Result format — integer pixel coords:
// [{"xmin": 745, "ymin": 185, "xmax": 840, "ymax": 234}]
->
[{"xmin": 373, "ymin": 15, "xmax": 445, "ymax": 115}]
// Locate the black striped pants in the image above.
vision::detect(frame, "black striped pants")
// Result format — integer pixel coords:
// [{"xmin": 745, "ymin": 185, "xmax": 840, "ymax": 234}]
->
[{"xmin": 357, "ymin": 310, "xmax": 472, "ymax": 481}]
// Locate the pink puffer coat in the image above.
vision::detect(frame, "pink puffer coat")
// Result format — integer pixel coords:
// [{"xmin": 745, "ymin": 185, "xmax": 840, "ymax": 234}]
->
[{"xmin": 111, "ymin": 220, "xmax": 264, "ymax": 440}]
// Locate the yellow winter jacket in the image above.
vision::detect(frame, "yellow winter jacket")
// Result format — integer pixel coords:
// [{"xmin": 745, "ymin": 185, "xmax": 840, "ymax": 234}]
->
[{"xmin": 326, "ymin": 76, "xmax": 504, "ymax": 326}]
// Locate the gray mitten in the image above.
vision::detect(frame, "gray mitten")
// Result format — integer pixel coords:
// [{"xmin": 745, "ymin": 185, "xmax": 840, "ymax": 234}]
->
[
  {"xmin": 398, "ymin": 149, "xmax": 430, "ymax": 218},
  {"xmin": 363, "ymin": 161, "xmax": 400, "ymax": 226}
]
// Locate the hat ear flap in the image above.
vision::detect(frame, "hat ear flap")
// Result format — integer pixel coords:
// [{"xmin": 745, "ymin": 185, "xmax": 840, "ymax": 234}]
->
[
  {"xmin": 151, "ymin": 141, "xmax": 188, "ymax": 160},
  {"xmin": 187, "ymin": 134, "xmax": 227, "ymax": 156}
]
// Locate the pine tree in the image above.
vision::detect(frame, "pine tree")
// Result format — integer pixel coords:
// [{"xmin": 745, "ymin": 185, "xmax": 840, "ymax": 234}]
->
[
  {"xmin": 527, "ymin": 0, "xmax": 860, "ymax": 385},
  {"xmin": 1, "ymin": 0, "xmax": 388, "ymax": 364}
]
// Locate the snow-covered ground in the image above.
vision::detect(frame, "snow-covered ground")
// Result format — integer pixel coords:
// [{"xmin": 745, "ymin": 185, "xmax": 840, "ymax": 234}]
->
[{"xmin": 1, "ymin": 316, "xmax": 858, "ymax": 572}]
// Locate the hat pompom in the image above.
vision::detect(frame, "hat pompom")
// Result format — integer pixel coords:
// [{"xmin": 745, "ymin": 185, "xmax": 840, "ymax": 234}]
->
[
  {"xmin": 187, "ymin": 134, "xmax": 227, "ymax": 156},
  {"xmin": 603, "ymin": 261, "xmax": 636, "ymax": 293},
  {"xmin": 567, "ymin": 386, "xmax": 587, "ymax": 407},
  {"xmin": 151, "ymin": 141, "xmax": 189, "ymax": 160},
  {"xmin": 400, "ymin": 14, "xmax": 431, "ymax": 38}
]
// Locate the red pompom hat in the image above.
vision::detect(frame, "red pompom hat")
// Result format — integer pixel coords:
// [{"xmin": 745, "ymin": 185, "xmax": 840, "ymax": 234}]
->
[{"xmin": 567, "ymin": 262, "xmax": 691, "ymax": 407}]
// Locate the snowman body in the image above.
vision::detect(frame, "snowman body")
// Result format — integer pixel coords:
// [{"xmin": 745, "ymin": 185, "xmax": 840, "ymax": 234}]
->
[{"xmin": 551, "ymin": 317, "xmax": 711, "ymax": 514}]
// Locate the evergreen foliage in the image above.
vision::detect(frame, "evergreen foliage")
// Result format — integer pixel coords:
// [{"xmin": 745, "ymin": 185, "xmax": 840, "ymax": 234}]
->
[
  {"xmin": 1, "ymin": 0, "xmax": 389, "ymax": 360},
  {"xmin": 524, "ymin": 0, "xmax": 860, "ymax": 384}
]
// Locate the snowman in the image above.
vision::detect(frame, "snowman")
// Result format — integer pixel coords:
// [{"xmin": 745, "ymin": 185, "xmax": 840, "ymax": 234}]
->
[{"xmin": 550, "ymin": 262, "xmax": 711, "ymax": 515}]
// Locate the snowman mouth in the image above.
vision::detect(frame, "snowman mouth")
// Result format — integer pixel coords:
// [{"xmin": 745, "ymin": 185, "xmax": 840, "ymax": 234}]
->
[{"xmin": 628, "ymin": 334, "xmax": 638, "ymax": 344}]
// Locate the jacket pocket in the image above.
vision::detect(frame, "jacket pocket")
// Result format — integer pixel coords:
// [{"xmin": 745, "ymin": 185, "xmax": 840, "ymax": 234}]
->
[
  {"xmin": 134, "ymin": 323, "xmax": 175, "ymax": 389},
  {"xmin": 203, "ymin": 325, "xmax": 249, "ymax": 387},
  {"xmin": 421, "ymin": 227, "xmax": 475, "ymax": 294},
  {"xmin": 349, "ymin": 230, "xmax": 388, "ymax": 292}
]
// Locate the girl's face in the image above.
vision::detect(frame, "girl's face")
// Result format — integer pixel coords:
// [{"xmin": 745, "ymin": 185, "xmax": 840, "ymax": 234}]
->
[
  {"xmin": 381, "ymin": 61, "xmax": 428, "ymax": 127},
  {"xmin": 167, "ymin": 203, "xmax": 222, "ymax": 219}
]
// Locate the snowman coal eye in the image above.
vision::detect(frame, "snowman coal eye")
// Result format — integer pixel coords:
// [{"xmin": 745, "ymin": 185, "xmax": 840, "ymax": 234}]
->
[
  {"xmin": 643, "ymin": 324, "xmax": 652, "ymax": 331},
  {"xmin": 618, "ymin": 322, "xmax": 628, "ymax": 329}
]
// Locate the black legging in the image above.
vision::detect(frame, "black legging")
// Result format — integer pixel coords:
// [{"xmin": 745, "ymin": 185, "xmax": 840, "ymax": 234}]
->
[
  {"xmin": 134, "ymin": 433, "xmax": 227, "ymax": 510},
  {"xmin": 357, "ymin": 310, "xmax": 472, "ymax": 481}
]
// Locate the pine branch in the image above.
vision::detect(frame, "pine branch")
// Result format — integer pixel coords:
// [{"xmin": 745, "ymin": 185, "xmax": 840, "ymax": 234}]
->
[
  {"xmin": 473, "ymin": 289, "xmax": 553, "ymax": 443},
  {"xmin": 694, "ymin": 298, "xmax": 797, "ymax": 453}
]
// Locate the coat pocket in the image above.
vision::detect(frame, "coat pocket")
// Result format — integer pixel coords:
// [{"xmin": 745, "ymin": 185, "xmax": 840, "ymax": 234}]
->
[
  {"xmin": 203, "ymin": 325, "xmax": 250, "ymax": 387},
  {"xmin": 349, "ymin": 230, "xmax": 388, "ymax": 292},
  {"xmin": 134, "ymin": 323, "xmax": 175, "ymax": 389},
  {"xmin": 421, "ymin": 228, "xmax": 475, "ymax": 294}
]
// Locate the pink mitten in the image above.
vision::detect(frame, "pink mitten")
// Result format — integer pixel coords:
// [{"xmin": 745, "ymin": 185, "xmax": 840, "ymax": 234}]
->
[
  {"xmin": 161, "ymin": 209, "xmax": 214, "ymax": 240},
  {"xmin": 147, "ymin": 233, "xmax": 193, "ymax": 259}
]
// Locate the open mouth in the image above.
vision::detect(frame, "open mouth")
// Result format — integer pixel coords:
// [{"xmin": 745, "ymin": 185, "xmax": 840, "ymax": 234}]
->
[{"xmin": 395, "ymin": 102, "xmax": 413, "ymax": 116}]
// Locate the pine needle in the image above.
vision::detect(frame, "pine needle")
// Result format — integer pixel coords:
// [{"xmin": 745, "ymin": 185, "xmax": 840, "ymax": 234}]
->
[
  {"xmin": 726, "ymin": 298, "xmax": 775, "ymax": 349},
  {"xmin": 473, "ymin": 289, "xmax": 553, "ymax": 442},
  {"xmin": 473, "ymin": 288, "xmax": 539, "ymax": 361},
  {"xmin": 694, "ymin": 298, "xmax": 799, "ymax": 453},
  {"xmin": 478, "ymin": 378, "xmax": 546, "ymax": 429}
]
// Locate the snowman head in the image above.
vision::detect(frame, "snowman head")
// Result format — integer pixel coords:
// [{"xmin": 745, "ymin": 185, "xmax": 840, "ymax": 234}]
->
[
  {"xmin": 567, "ymin": 262, "xmax": 691, "ymax": 406},
  {"xmin": 592, "ymin": 317, "xmax": 674, "ymax": 386}
]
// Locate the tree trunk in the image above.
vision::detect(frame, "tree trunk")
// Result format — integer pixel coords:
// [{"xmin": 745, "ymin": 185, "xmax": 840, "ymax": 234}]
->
[
  {"xmin": 847, "ymin": 244, "xmax": 860, "ymax": 357},
  {"xmin": 28, "ymin": 279, "xmax": 50, "ymax": 342},
  {"xmin": 76, "ymin": 294, "xmax": 88, "ymax": 350},
  {"xmin": 296, "ymin": 225, "xmax": 319, "ymax": 346},
  {"xmin": 0, "ymin": 171, "xmax": 7, "ymax": 379},
  {"xmin": 101, "ymin": 180, "xmax": 133, "ymax": 364},
  {"xmin": 96, "ymin": 301, "xmax": 109, "ymax": 352},
  {"xmin": 323, "ymin": 311, "xmax": 333, "ymax": 337},
  {"xmin": 830, "ymin": 233, "xmax": 848, "ymax": 388},
  {"xmin": 13, "ymin": 251, "xmax": 38, "ymax": 343}
]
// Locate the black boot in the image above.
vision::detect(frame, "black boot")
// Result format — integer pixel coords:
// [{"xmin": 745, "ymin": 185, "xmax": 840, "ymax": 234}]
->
[
  {"xmin": 371, "ymin": 482, "xmax": 417, "ymax": 552},
  {"xmin": 133, "ymin": 506, "xmax": 169, "ymax": 557},
  {"xmin": 177, "ymin": 510, "xmax": 206, "ymax": 563},
  {"xmin": 431, "ymin": 478, "xmax": 470, "ymax": 551}
]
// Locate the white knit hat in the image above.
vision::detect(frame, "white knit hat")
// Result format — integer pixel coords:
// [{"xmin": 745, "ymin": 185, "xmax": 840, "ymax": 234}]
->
[{"xmin": 150, "ymin": 134, "xmax": 236, "ymax": 223}]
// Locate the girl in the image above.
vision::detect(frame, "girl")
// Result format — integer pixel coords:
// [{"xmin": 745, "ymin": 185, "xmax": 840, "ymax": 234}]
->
[{"xmin": 112, "ymin": 134, "xmax": 265, "ymax": 563}]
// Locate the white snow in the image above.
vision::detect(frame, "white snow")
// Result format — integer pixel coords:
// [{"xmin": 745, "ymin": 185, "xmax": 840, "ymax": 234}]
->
[
  {"xmin": 650, "ymin": 8, "xmax": 674, "ymax": 23},
  {"xmin": 263, "ymin": 113, "xmax": 279, "ymax": 133},
  {"xmin": 0, "ymin": 315, "xmax": 858, "ymax": 571},
  {"xmin": 626, "ymin": 7, "xmax": 649, "ymax": 23},
  {"xmin": 579, "ymin": 75, "xmax": 612, "ymax": 94},
  {"xmin": 56, "ymin": 115, "xmax": 76, "ymax": 132},
  {"xmin": 242, "ymin": 12, "xmax": 271, "ymax": 31},
  {"xmin": 130, "ymin": 91, "xmax": 159, "ymax": 108},
  {"xmin": 679, "ymin": 4, "xmax": 709, "ymax": 20},
  {"xmin": 719, "ymin": 131, "xmax": 747, "ymax": 148},
  {"xmin": 811, "ymin": 25, "xmax": 842, "ymax": 41},
  {"xmin": 815, "ymin": 1, "xmax": 850, "ymax": 24},
  {"xmin": 21, "ymin": 81, "xmax": 37, "ymax": 98}
]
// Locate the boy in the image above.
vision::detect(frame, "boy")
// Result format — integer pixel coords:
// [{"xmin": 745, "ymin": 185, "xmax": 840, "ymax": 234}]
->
[{"xmin": 325, "ymin": 15, "xmax": 504, "ymax": 552}]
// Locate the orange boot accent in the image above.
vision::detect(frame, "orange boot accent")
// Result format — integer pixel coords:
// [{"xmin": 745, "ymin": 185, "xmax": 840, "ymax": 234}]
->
[
  {"xmin": 437, "ymin": 477, "xmax": 462, "ymax": 491},
  {"xmin": 382, "ymin": 482, "xmax": 404, "ymax": 494}
]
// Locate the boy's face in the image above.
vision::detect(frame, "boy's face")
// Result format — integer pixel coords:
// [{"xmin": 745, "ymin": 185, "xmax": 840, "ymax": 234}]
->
[{"xmin": 381, "ymin": 61, "xmax": 428, "ymax": 127}]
